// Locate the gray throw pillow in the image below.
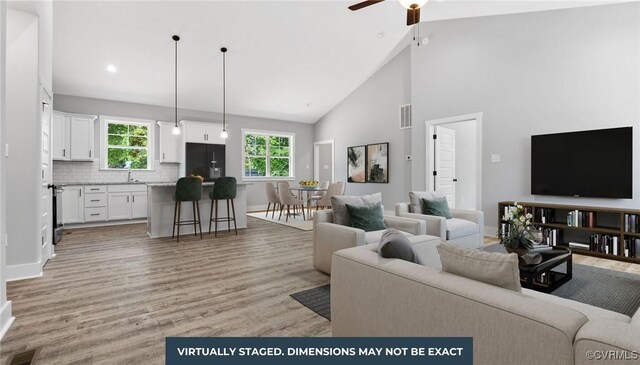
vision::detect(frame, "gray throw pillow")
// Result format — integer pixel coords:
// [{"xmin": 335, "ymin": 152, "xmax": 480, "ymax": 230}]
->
[
  {"xmin": 437, "ymin": 242, "xmax": 522, "ymax": 292},
  {"xmin": 421, "ymin": 197, "xmax": 452, "ymax": 219},
  {"xmin": 331, "ymin": 193, "xmax": 382, "ymax": 226},
  {"xmin": 409, "ymin": 191, "xmax": 444, "ymax": 214},
  {"xmin": 378, "ymin": 229, "xmax": 419, "ymax": 264}
]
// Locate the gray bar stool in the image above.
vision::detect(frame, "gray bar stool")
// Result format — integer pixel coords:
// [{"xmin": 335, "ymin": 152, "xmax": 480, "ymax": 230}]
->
[{"xmin": 172, "ymin": 177, "xmax": 203, "ymax": 242}]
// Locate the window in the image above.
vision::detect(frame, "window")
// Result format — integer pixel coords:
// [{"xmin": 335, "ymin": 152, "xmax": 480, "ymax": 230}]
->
[
  {"xmin": 242, "ymin": 130, "xmax": 295, "ymax": 179},
  {"xmin": 100, "ymin": 116, "xmax": 155, "ymax": 170}
]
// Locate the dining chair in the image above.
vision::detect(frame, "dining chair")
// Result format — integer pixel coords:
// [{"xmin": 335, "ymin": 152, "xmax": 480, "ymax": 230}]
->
[
  {"xmin": 277, "ymin": 181, "xmax": 305, "ymax": 222},
  {"xmin": 265, "ymin": 182, "xmax": 281, "ymax": 219},
  {"xmin": 310, "ymin": 181, "xmax": 330, "ymax": 208},
  {"xmin": 314, "ymin": 181, "xmax": 346, "ymax": 210}
]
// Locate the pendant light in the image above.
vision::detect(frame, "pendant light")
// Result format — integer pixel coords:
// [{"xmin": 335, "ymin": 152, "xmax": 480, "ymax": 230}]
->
[
  {"xmin": 220, "ymin": 47, "xmax": 229, "ymax": 139},
  {"xmin": 171, "ymin": 35, "xmax": 182, "ymax": 136}
]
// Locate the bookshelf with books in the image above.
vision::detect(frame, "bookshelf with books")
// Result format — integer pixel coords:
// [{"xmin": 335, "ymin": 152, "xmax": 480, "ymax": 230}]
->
[{"xmin": 498, "ymin": 201, "xmax": 640, "ymax": 264}]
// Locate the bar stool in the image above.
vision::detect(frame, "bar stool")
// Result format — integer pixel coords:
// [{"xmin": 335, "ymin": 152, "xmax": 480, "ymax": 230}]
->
[
  {"xmin": 209, "ymin": 176, "xmax": 237, "ymax": 237},
  {"xmin": 172, "ymin": 177, "xmax": 203, "ymax": 242}
]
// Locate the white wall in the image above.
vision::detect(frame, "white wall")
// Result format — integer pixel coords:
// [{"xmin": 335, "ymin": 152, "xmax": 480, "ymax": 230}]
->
[
  {"xmin": 314, "ymin": 46, "xmax": 412, "ymax": 209},
  {"xmin": 53, "ymin": 95, "xmax": 315, "ymax": 208},
  {"xmin": 410, "ymin": 3, "xmax": 640, "ymax": 231},
  {"xmin": 5, "ymin": 9, "xmax": 41, "ymax": 278},
  {"xmin": 0, "ymin": 0, "xmax": 15, "ymax": 341}
]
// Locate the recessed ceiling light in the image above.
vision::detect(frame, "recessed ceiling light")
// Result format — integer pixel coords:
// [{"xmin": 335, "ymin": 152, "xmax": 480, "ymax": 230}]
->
[
  {"xmin": 106, "ymin": 64, "xmax": 117, "ymax": 73},
  {"xmin": 377, "ymin": 32, "xmax": 385, "ymax": 39},
  {"xmin": 306, "ymin": 103, "xmax": 312, "ymax": 107}
]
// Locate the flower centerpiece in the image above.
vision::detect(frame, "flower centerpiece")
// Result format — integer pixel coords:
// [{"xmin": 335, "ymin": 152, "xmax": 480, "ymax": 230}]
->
[
  {"xmin": 497, "ymin": 203, "xmax": 535, "ymax": 253},
  {"xmin": 299, "ymin": 180, "xmax": 319, "ymax": 189}
]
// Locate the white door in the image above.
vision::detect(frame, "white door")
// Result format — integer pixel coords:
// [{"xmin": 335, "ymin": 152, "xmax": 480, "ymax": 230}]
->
[
  {"xmin": 40, "ymin": 88, "xmax": 53, "ymax": 264},
  {"xmin": 70, "ymin": 116, "xmax": 94, "ymax": 160},
  {"xmin": 108, "ymin": 193, "xmax": 131, "ymax": 220},
  {"xmin": 131, "ymin": 193, "xmax": 147, "ymax": 219},
  {"xmin": 159, "ymin": 124, "xmax": 180, "ymax": 163},
  {"xmin": 185, "ymin": 124, "xmax": 207, "ymax": 143},
  {"xmin": 434, "ymin": 126, "xmax": 456, "ymax": 208},
  {"xmin": 62, "ymin": 186, "xmax": 84, "ymax": 224},
  {"xmin": 52, "ymin": 112, "xmax": 70, "ymax": 160}
]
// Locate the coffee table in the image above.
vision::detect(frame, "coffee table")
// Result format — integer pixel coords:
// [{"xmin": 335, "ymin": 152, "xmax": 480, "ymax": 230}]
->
[{"xmin": 519, "ymin": 247, "xmax": 572, "ymax": 293}]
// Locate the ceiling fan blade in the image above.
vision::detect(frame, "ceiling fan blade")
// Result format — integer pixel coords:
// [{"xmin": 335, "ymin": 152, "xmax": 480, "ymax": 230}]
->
[
  {"xmin": 406, "ymin": 7, "xmax": 421, "ymax": 26},
  {"xmin": 348, "ymin": 0, "xmax": 384, "ymax": 11}
]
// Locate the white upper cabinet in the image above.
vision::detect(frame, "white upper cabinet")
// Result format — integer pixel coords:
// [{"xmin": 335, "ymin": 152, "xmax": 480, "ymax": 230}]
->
[
  {"xmin": 53, "ymin": 111, "xmax": 96, "ymax": 161},
  {"xmin": 52, "ymin": 111, "xmax": 70, "ymax": 160},
  {"xmin": 70, "ymin": 115, "xmax": 95, "ymax": 160},
  {"xmin": 183, "ymin": 121, "xmax": 226, "ymax": 145},
  {"xmin": 158, "ymin": 121, "xmax": 181, "ymax": 163}
]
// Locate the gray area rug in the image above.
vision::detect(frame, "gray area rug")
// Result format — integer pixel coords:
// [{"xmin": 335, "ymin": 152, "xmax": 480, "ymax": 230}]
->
[{"xmin": 291, "ymin": 249, "xmax": 640, "ymax": 319}]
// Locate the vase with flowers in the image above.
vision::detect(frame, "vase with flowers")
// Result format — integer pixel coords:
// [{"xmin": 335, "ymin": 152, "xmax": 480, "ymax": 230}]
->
[{"xmin": 497, "ymin": 203, "xmax": 536, "ymax": 255}]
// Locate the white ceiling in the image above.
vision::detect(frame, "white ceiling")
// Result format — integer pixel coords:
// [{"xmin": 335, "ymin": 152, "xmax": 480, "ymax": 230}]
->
[{"xmin": 53, "ymin": 0, "xmax": 627, "ymax": 124}]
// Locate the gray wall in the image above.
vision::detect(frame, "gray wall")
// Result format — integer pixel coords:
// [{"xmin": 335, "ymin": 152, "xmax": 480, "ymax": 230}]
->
[
  {"xmin": 410, "ymin": 3, "xmax": 640, "ymax": 230},
  {"xmin": 314, "ymin": 46, "xmax": 412, "ymax": 209},
  {"xmin": 0, "ymin": 0, "xmax": 9, "ymax": 334},
  {"xmin": 6, "ymin": 9, "xmax": 40, "ymax": 267},
  {"xmin": 53, "ymin": 94, "xmax": 315, "ymax": 208}
]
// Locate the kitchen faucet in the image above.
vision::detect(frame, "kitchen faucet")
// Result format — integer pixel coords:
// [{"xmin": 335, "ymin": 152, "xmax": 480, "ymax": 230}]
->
[{"xmin": 125, "ymin": 161, "xmax": 133, "ymax": 183}]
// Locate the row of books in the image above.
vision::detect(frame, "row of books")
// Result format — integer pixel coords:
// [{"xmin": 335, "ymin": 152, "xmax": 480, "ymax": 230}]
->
[
  {"xmin": 541, "ymin": 228, "xmax": 561, "ymax": 246},
  {"xmin": 586, "ymin": 235, "xmax": 639, "ymax": 257},
  {"xmin": 566, "ymin": 210, "xmax": 595, "ymax": 228},
  {"xmin": 536, "ymin": 208, "xmax": 556, "ymax": 224},
  {"xmin": 623, "ymin": 214, "xmax": 640, "ymax": 233}
]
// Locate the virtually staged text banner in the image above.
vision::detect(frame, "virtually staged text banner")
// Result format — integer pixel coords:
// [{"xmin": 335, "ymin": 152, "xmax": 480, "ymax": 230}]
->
[{"xmin": 165, "ymin": 337, "xmax": 473, "ymax": 365}]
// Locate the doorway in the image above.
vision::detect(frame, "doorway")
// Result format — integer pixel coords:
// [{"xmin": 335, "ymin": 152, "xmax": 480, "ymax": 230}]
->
[
  {"xmin": 426, "ymin": 113, "xmax": 482, "ymax": 210},
  {"xmin": 313, "ymin": 139, "xmax": 334, "ymax": 183},
  {"xmin": 40, "ymin": 85, "xmax": 53, "ymax": 266}
]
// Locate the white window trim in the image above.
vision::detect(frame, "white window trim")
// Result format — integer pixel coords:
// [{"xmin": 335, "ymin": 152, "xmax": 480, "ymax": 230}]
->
[
  {"xmin": 241, "ymin": 128, "xmax": 295, "ymax": 181},
  {"xmin": 99, "ymin": 115, "xmax": 156, "ymax": 171}
]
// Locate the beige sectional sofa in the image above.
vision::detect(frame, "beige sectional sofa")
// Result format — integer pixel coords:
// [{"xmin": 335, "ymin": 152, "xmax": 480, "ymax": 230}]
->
[{"xmin": 331, "ymin": 244, "xmax": 640, "ymax": 365}]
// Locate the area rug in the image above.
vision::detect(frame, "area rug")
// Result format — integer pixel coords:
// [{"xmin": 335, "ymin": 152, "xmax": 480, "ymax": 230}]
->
[
  {"xmin": 291, "ymin": 262, "xmax": 640, "ymax": 320},
  {"xmin": 247, "ymin": 212, "xmax": 313, "ymax": 231},
  {"xmin": 290, "ymin": 284, "xmax": 331, "ymax": 320}
]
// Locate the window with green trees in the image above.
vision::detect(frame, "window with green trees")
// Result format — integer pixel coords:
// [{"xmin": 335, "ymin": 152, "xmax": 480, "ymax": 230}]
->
[
  {"xmin": 243, "ymin": 131, "xmax": 294, "ymax": 178},
  {"xmin": 106, "ymin": 122, "xmax": 150, "ymax": 169}
]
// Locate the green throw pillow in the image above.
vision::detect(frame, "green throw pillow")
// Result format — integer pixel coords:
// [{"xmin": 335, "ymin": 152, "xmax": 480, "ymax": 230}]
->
[
  {"xmin": 421, "ymin": 197, "xmax": 452, "ymax": 219},
  {"xmin": 345, "ymin": 203, "xmax": 387, "ymax": 232}
]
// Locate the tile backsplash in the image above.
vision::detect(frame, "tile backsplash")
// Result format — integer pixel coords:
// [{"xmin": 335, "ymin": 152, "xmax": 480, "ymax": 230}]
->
[{"xmin": 53, "ymin": 160, "xmax": 179, "ymax": 184}]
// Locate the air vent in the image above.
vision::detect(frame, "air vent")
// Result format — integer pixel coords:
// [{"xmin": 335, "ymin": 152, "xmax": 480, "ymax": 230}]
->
[{"xmin": 399, "ymin": 104, "xmax": 412, "ymax": 129}]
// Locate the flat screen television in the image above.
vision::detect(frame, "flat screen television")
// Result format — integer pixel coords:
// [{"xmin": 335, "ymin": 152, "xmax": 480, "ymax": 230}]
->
[{"xmin": 531, "ymin": 127, "xmax": 632, "ymax": 199}]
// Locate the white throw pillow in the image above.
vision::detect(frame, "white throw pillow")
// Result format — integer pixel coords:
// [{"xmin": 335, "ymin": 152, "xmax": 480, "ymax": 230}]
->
[
  {"xmin": 437, "ymin": 242, "xmax": 522, "ymax": 292},
  {"xmin": 409, "ymin": 191, "xmax": 444, "ymax": 214}
]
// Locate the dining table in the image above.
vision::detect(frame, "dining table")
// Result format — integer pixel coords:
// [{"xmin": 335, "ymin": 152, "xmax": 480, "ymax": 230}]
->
[{"xmin": 287, "ymin": 186, "xmax": 328, "ymax": 219}]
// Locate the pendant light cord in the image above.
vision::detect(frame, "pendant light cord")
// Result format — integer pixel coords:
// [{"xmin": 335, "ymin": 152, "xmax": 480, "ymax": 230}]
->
[
  {"xmin": 222, "ymin": 49, "xmax": 226, "ymax": 131},
  {"xmin": 175, "ymin": 38, "xmax": 178, "ymax": 127}
]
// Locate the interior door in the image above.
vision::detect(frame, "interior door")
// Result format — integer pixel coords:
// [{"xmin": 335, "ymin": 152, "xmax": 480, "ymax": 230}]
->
[
  {"xmin": 40, "ymin": 87, "xmax": 53, "ymax": 265},
  {"xmin": 434, "ymin": 126, "xmax": 456, "ymax": 208}
]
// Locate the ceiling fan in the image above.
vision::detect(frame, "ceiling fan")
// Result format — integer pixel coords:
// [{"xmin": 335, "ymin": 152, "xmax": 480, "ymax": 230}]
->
[{"xmin": 349, "ymin": 0, "xmax": 428, "ymax": 26}]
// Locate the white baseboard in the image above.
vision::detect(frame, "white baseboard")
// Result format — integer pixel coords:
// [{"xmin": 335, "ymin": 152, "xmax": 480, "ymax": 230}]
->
[
  {"xmin": 6, "ymin": 261, "xmax": 43, "ymax": 282},
  {"xmin": 248, "ymin": 204, "xmax": 268, "ymax": 212},
  {"xmin": 0, "ymin": 300, "xmax": 14, "ymax": 340},
  {"xmin": 485, "ymin": 226, "xmax": 498, "ymax": 238}
]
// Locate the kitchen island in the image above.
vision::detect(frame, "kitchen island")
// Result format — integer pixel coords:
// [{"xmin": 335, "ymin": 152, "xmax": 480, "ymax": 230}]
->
[{"xmin": 146, "ymin": 182, "xmax": 250, "ymax": 238}]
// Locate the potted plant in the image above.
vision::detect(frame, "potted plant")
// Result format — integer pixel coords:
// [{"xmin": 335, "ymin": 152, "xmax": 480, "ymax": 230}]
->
[{"xmin": 498, "ymin": 203, "xmax": 535, "ymax": 255}]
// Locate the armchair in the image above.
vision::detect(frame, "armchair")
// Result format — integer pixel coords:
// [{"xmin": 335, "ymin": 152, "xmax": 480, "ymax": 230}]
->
[
  {"xmin": 395, "ymin": 199, "xmax": 484, "ymax": 249},
  {"xmin": 313, "ymin": 209, "xmax": 439, "ymax": 274}
]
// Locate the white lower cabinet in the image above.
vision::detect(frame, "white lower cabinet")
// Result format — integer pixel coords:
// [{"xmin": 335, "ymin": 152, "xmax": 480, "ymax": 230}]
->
[{"xmin": 62, "ymin": 184, "xmax": 148, "ymax": 225}]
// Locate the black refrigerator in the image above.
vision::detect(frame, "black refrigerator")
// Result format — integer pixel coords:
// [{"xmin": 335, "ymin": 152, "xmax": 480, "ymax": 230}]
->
[{"xmin": 185, "ymin": 143, "xmax": 226, "ymax": 181}]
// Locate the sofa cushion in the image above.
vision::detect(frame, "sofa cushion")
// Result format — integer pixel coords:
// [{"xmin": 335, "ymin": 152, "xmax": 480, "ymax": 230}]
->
[
  {"xmin": 437, "ymin": 242, "xmax": 522, "ymax": 292},
  {"xmin": 331, "ymin": 193, "xmax": 382, "ymax": 226},
  {"xmin": 523, "ymin": 289, "xmax": 631, "ymax": 323},
  {"xmin": 345, "ymin": 203, "xmax": 386, "ymax": 232},
  {"xmin": 378, "ymin": 229, "xmax": 419, "ymax": 263},
  {"xmin": 412, "ymin": 241, "xmax": 443, "ymax": 269},
  {"xmin": 632, "ymin": 309, "xmax": 640, "ymax": 327},
  {"xmin": 446, "ymin": 218, "xmax": 480, "ymax": 240},
  {"xmin": 409, "ymin": 191, "xmax": 443, "ymax": 214},
  {"xmin": 421, "ymin": 197, "xmax": 452, "ymax": 219}
]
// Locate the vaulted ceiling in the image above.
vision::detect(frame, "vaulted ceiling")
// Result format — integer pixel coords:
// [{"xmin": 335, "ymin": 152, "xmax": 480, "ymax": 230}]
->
[{"xmin": 53, "ymin": 1, "xmax": 621, "ymax": 123}]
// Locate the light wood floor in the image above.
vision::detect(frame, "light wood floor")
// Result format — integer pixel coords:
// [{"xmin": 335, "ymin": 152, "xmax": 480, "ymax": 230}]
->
[
  {"xmin": 2, "ymin": 220, "xmax": 639, "ymax": 364},
  {"xmin": 1, "ymin": 218, "xmax": 331, "ymax": 364}
]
